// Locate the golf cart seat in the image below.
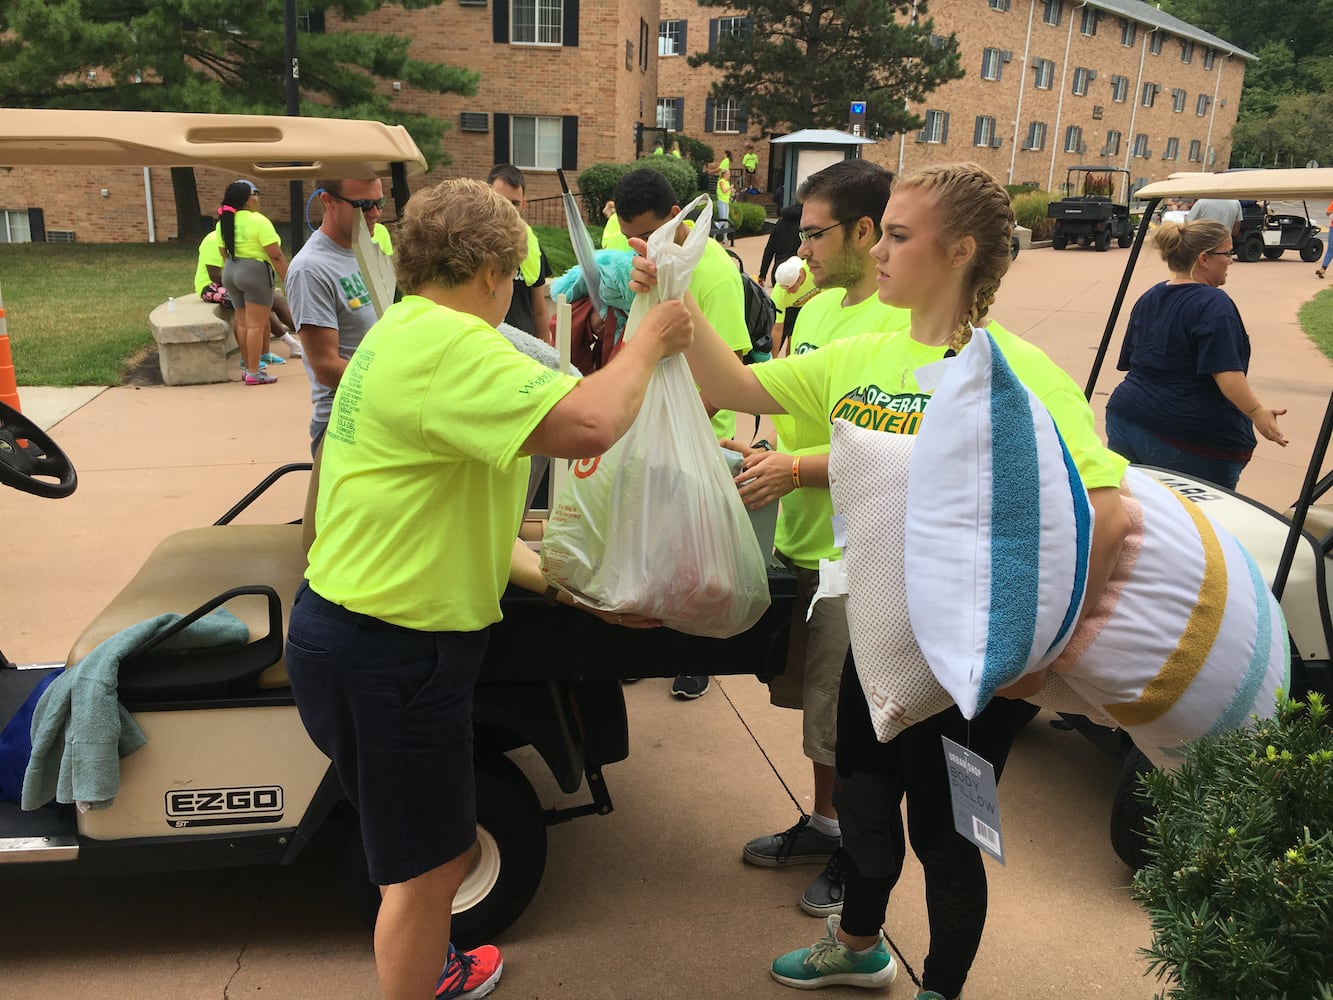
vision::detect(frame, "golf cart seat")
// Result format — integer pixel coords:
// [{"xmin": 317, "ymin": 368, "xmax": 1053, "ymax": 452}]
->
[
  {"xmin": 1287, "ymin": 503, "xmax": 1333, "ymax": 549},
  {"xmin": 66, "ymin": 524, "xmax": 306, "ymax": 700}
]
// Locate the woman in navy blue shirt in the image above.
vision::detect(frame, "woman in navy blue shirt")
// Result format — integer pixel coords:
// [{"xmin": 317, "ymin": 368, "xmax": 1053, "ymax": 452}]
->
[{"xmin": 1106, "ymin": 219, "xmax": 1287, "ymax": 489}]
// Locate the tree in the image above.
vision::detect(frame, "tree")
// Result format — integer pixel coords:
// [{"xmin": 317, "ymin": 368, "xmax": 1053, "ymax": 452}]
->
[
  {"xmin": 686, "ymin": 0, "xmax": 964, "ymax": 137},
  {"xmin": 1231, "ymin": 91, "xmax": 1333, "ymax": 168},
  {"xmin": 0, "ymin": 0, "xmax": 479, "ymax": 235}
]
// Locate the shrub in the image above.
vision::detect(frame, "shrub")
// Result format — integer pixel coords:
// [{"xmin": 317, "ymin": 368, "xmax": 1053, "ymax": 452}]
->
[
  {"xmin": 1133, "ymin": 691, "xmax": 1333, "ymax": 999},
  {"xmin": 577, "ymin": 162, "xmax": 632, "ymax": 226},
  {"xmin": 732, "ymin": 201, "xmax": 767, "ymax": 236},
  {"xmin": 1011, "ymin": 189, "xmax": 1054, "ymax": 241},
  {"xmin": 629, "ymin": 154, "xmax": 700, "ymax": 208}
]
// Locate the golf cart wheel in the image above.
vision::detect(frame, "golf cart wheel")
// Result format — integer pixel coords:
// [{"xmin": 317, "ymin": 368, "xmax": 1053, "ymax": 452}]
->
[
  {"xmin": 341, "ymin": 752, "xmax": 549, "ymax": 948},
  {"xmin": 1263, "ymin": 247, "xmax": 1285, "ymax": 260},
  {"xmin": 1095, "ymin": 230, "xmax": 1111, "ymax": 252},
  {"xmin": 1238, "ymin": 234, "xmax": 1264, "ymax": 263},
  {"xmin": 1109, "ymin": 746, "xmax": 1156, "ymax": 871},
  {"xmin": 1302, "ymin": 239, "xmax": 1324, "ymax": 263},
  {"xmin": 1117, "ymin": 233, "xmax": 1133, "ymax": 249},
  {"xmin": 1052, "ymin": 232, "xmax": 1068, "ymax": 251}
]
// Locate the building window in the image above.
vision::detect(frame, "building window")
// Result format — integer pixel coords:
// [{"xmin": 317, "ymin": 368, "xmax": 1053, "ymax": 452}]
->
[
  {"xmin": 639, "ymin": 18, "xmax": 649, "ymax": 70},
  {"xmin": 1163, "ymin": 136, "xmax": 1180, "ymax": 160},
  {"xmin": 918, "ymin": 109, "xmax": 949, "ymax": 144},
  {"xmin": 1042, "ymin": 0, "xmax": 1062, "ymax": 26},
  {"xmin": 1203, "ymin": 47, "xmax": 1216, "ymax": 70},
  {"xmin": 1064, "ymin": 124, "xmax": 1084, "ymax": 154},
  {"xmin": 1132, "ymin": 133, "xmax": 1150, "ymax": 158},
  {"xmin": 989, "ymin": 0, "xmax": 1011, "ymax": 10},
  {"xmin": 1104, "ymin": 130, "xmax": 1122, "ymax": 156},
  {"xmin": 974, "ymin": 115, "xmax": 1001, "ymax": 147},
  {"xmin": 1196, "ymin": 94, "xmax": 1212, "ymax": 116},
  {"xmin": 658, "ymin": 19, "xmax": 684, "ymax": 56},
  {"xmin": 1033, "ymin": 58, "xmax": 1055, "ymax": 90},
  {"xmin": 1171, "ymin": 88, "xmax": 1186, "ymax": 113},
  {"xmin": 709, "ymin": 15, "xmax": 748, "ymax": 49},
  {"xmin": 0, "ymin": 209, "xmax": 32, "ymax": 243},
  {"xmin": 1023, "ymin": 120, "xmax": 1048, "ymax": 151},
  {"xmin": 1149, "ymin": 30, "xmax": 1165, "ymax": 55},
  {"xmin": 1111, "ymin": 75, "xmax": 1128, "ymax": 103},
  {"xmin": 1092, "ymin": 105, "xmax": 1104, "ymax": 120},
  {"xmin": 656, "ymin": 97, "xmax": 683, "ymax": 131},
  {"xmin": 1142, "ymin": 82, "xmax": 1160, "ymax": 107},
  {"xmin": 711, "ymin": 96, "xmax": 743, "ymax": 133},
  {"xmin": 1188, "ymin": 138, "xmax": 1203, "ymax": 162},
  {"xmin": 512, "ymin": 115, "xmax": 563, "ymax": 169},
  {"xmin": 1080, "ymin": 7, "xmax": 1098, "ymax": 35},
  {"xmin": 981, "ymin": 47, "xmax": 1005, "ymax": 81},
  {"xmin": 1119, "ymin": 19, "xmax": 1137, "ymax": 47},
  {"xmin": 295, "ymin": 10, "xmax": 326, "ymax": 32},
  {"xmin": 512, "ymin": 0, "xmax": 563, "ymax": 44},
  {"xmin": 625, "ymin": 39, "xmax": 633, "ymax": 70},
  {"xmin": 1180, "ymin": 39, "xmax": 1195, "ymax": 63},
  {"xmin": 1072, "ymin": 67, "xmax": 1093, "ymax": 96}
]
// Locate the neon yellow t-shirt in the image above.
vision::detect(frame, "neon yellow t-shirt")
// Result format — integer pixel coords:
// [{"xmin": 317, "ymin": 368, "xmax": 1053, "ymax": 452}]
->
[
  {"xmin": 195, "ymin": 230, "xmax": 224, "ymax": 295},
  {"xmin": 371, "ymin": 223, "xmax": 394, "ymax": 256},
  {"xmin": 308, "ymin": 295, "xmax": 579, "ymax": 631},
  {"xmin": 742, "ymin": 152, "xmax": 759, "ymax": 173},
  {"xmin": 770, "ymin": 270, "xmax": 819, "ymax": 321},
  {"xmin": 691, "ymin": 238, "xmax": 752, "ymax": 438},
  {"xmin": 518, "ymin": 225, "xmax": 542, "ymax": 286},
  {"xmin": 218, "ymin": 210, "xmax": 280, "ymax": 262},
  {"xmin": 718, "ymin": 157, "xmax": 731, "ymax": 176},
  {"xmin": 753, "ymin": 327, "xmax": 1127, "ymax": 569},
  {"xmin": 601, "ymin": 213, "xmax": 630, "ymax": 252},
  {"xmin": 671, "ymin": 147, "xmax": 682, "ymax": 158},
  {"xmin": 717, "ymin": 175, "xmax": 733, "ymax": 205}
]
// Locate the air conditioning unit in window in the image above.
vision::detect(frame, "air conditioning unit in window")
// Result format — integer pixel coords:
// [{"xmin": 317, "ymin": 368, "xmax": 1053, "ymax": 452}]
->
[
  {"xmin": 46, "ymin": 230, "xmax": 76, "ymax": 243},
  {"xmin": 1002, "ymin": 50, "xmax": 1013, "ymax": 62},
  {"xmin": 460, "ymin": 112, "xmax": 490, "ymax": 133},
  {"xmin": 1077, "ymin": 141, "xmax": 1087, "ymax": 154}
]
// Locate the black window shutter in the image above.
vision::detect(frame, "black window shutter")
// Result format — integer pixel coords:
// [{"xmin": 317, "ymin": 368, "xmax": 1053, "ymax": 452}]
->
[
  {"xmin": 493, "ymin": 113, "xmax": 510, "ymax": 164},
  {"xmin": 973, "ymin": 117, "xmax": 983, "ymax": 145},
  {"xmin": 941, "ymin": 113, "xmax": 950, "ymax": 145},
  {"xmin": 742, "ymin": 15, "xmax": 753, "ymax": 37},
  {"xmin": 27, "ymin": 207, "xmax": 45, "ymax": 243},
  {"xmin": 562, "ymin": 116, "xmax": 579, "ymax": 169},
  {"xmin": 737, "ymin": 107, "xmax": 749, "ymax": 133},
  {"xmin": 674, "ymin": 97, "xmax": 685, "ymax": 129},
  {"xmin": 493, "ymin": 0, "xmax": 508, "ymax": 43},
  {"xmin": 680, "ymin": 19, "xmax": 687, "ymax": 51},
  {"xmin": 704, "ymin": 97, "xmax": 715, "ymax": 132},
  {"xmin": 708, "ymin": 18, "xmax": 718, "ymax": 52},
  {"xmin": 563, "ymin": 0, "xmax": 578, "ymax": 47}
]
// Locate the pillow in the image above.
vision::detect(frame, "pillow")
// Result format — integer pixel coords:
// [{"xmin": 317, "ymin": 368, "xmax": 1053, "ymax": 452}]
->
[
  {"xmin": 1051, "ymin": 469, "xmax": 1290, "ymax": 768},
  {"xmin": 828, "ymin": 423, "xmax": 955, "ymax": 742},
  {"xmin": 904, "ymin": 329, "xmax": 1092, "ymax": 718}
]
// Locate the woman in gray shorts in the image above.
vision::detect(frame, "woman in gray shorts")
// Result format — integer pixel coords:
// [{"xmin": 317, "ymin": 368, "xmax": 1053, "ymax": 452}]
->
[{"xmin": 218, "ymin": 179, "xmax": 288, "ymax": 385}]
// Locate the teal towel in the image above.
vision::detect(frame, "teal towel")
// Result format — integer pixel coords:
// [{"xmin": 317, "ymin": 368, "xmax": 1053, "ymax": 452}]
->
[{"xmin": 21, "ymin": 609, "xmax": 251, "ymax": 812}]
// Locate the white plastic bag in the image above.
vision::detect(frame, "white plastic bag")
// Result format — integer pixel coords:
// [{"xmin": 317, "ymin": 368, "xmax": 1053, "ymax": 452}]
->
[{"xmin": 540, "ymin": 196, "xmax": 770, "ymax": 638}]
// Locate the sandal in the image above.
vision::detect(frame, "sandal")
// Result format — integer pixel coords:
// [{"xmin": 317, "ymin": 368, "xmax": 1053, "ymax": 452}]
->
[{"xmin": 1317, "ymin": 268, "xmax": 1326, "ymax": 279}]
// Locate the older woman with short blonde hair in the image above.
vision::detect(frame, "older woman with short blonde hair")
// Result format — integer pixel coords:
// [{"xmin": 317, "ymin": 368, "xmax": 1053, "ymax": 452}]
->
[{"xmin": 285, "ymin": 177, "xmax": 693, "ymax": 1000}]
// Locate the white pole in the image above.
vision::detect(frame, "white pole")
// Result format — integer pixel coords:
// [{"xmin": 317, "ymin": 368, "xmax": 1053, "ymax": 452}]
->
[
  {"xmin": 143, "ymin": 167, "xmax": 156, "ymax": 243},
  {"xmin": 549, "ymin": 294, "xmax": 573, "ymax": 509}
]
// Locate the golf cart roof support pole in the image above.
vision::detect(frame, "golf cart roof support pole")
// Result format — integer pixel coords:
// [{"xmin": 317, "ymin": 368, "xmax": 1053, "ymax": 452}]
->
[
  {"xmin": 284, "ymin": 0, "xmax": 306, "ymax": 256},
  {"xmin": 392, "ymin": 161, "xmax": 410, "ymax": 217},
  {"xmin": 1083, "ymin": 197, "xmax": 1159, "ymax": 400},
  {"xmin": 1272, "ymin": 389, "xmax": 1333, "ymax": 602}
]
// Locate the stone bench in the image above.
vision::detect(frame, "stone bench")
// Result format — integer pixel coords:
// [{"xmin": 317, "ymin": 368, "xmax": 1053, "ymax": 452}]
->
[{"xmin": 148, "ymin": 297, "xmax": 239, "ymax": 386}]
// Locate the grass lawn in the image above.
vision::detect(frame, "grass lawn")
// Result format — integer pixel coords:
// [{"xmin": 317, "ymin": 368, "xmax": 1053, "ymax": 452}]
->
[
  {"xmin": 1, "ymin": 242, "xmax": 196, "ymax": 386},
  {"xmin": 1299, "ymin": 287, "xmax": 1333, "ymax": 364}
]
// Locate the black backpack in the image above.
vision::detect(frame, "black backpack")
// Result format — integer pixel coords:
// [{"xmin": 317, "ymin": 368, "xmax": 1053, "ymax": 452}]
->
[{"xmin": 726, "ymin": 249, "xmax": 776, "ymax": 364}]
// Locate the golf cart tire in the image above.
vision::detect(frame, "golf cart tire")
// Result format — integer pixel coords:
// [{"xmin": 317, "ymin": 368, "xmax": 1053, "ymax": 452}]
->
[
  {"xmin": 1117, "ymin": 233, "xmax": 1133, "ymax": 249},
  {"xmin": 1263, "ymin": 247, "xmax": 1285, "ymax": 261},
  {"xmin": 341, "ymin": 752, "xmax": 549, "ymax": 948},
  {"xmin": 1109, "ymin": 746, "xmax": 1156, "ymax": 872},
  {"xmin": 1052, "ymin": 232, "xmax": 1068, "ymax": 251},
  {"xmin": 1095, "ymin": 230, "xmax": 1111, "ymax": 252},
  {"xmin": 1238, "ymin": 235, "xmax": 1264, "ymax": 263},
  {"xmin": 1302, "ymin": 239, "xmax": 1324, "ymax": 263}
]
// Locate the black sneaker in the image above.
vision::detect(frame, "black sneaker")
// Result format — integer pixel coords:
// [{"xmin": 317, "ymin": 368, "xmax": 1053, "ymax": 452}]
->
[
  {"xmin": 800, "ymin": 847, "xmax": 848, "ymax": 916},
  {"xmin": 671, "ymin": 674, "xmax": 710, "ymax": 699},
  {"xmin": 743, "ymin": 815, "xmax": 841, "ymax": 868}
]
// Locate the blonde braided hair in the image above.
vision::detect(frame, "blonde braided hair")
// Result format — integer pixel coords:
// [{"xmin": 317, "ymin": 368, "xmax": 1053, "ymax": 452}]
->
[{"xmin": 895, "ymin": 163, "xmax": 1014, "ymax": 352}]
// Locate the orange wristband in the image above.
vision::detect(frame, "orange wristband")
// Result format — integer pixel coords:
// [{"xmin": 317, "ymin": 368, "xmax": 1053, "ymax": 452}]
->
[{"xmin": 792, "ymin": 456, "xmax": 802, "ymax": 490}]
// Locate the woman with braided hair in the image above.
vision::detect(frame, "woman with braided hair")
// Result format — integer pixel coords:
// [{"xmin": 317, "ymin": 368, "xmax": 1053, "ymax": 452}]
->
[
  {"xmin": 218, "ymin": 179, "xmax": 288, "ymax": 385},
  {"xmin": 630, "ymin": 162, "xmax": 1129, "ymax": 997}
]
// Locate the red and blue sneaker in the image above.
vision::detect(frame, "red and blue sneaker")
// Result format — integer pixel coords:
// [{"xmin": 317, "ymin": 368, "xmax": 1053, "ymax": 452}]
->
[{"xmin": 436, "ymin": 942, "xmax": 503, "ymax": 998}]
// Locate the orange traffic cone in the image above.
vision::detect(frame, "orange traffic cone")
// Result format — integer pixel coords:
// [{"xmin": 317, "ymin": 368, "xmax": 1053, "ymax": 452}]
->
[{"xmin": 0, "ymin": 286, "xmax": 19, "ymax": 412}]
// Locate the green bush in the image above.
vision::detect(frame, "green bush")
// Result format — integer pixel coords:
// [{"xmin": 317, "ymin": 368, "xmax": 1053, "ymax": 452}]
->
[
  {"xmin": 577, "ymin": 162, "xmax": 632, "ymax": 227},
  {"xmin": 732, "ymin": 201, "xmax": 767, "ymax": 236},
  {"xmin": 1011, "ymin": 189, "xmax": 1054, "ymax": 241},
  {"xmin": 1133, "ymin": 691, "xmax": 1333, "ymax": 999},
  {"xmin": 629, "ymin": 155, "xmax": 700, "ymax": 208}
]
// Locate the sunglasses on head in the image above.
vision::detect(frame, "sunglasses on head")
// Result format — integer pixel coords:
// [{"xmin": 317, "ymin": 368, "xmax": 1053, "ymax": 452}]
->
[{"xmin": 326, "ymin": 191, "xmax": 386, "ymax": 212}]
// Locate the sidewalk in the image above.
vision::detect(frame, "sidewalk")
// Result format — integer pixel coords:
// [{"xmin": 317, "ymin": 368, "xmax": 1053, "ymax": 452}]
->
[{"xmin": 4, "ymin": 244, "xmax": 1329, "ymax": 999}]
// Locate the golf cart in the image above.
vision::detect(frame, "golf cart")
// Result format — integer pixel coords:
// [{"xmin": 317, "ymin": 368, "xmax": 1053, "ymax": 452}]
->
[
  {"xmin": 0, "ymin": 109, "xmax": 797, "ymax": 947},
  {"xmin": 1047, "ymin": 166, "xmax": 1135, "ymax": 251},
  {"xmin": 1234, "ymin": 198, "xmax": 1324, "ymax": 263},
  {"xmin": 1080, "ymin": 166, "xmax": 1333, "ymax": 869}
]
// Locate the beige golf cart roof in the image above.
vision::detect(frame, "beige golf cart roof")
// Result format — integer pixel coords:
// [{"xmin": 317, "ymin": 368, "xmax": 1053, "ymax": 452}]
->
[
  {"xmin": 0, "ymin": 108, "xmax": 427, "ymax": 180},
  {"xmin": 1137, "ymin": 168, "xmax": 1333, "ymax": 203}
]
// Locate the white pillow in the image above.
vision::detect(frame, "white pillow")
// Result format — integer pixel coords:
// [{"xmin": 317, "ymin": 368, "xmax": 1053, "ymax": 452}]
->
[{"xmin": 904, "ymin": 330, "xmax": 1093, "ymax": 718}]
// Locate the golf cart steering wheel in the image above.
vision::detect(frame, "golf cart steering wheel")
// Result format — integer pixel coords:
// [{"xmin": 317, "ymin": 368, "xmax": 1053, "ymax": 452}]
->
[{"xmin": 0, "ymin": 400, "xmax": 77, "ymax": 499}]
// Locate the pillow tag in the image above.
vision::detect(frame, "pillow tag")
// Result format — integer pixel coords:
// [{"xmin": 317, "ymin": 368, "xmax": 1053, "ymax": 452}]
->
[{"xmin": 942, "ymin": 736, "xmax": 1005, "ymax": 864}]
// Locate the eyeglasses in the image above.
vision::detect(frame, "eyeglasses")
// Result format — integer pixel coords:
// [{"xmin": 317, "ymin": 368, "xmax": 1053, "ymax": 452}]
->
[
  {"xmin": 1203, "ymin": 247, "xmax": 1233, "ymax": 257},
  {"xmin": 798, "ymin": 220, "xmax": 847, "ymax": 244},
  {"xmin": 327, "ymin": 192, "xmax": 386, "ymax": 212}
]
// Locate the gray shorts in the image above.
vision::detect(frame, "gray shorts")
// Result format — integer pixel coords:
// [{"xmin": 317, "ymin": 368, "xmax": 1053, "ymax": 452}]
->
[
  {"xmin": 767, "ymin": 561, "xmax": 849, "ymax": 767},
  {"xmin": 222, "ymin": 257, "xmax": 275, "ymax": 310}
]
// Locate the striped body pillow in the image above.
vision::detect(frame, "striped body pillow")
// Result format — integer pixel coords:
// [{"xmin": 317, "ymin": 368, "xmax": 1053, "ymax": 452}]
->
[
  {"xmin": 904, "ymin": 330, "xmax": 1093, "ymax": 719},
  {"xmin": 1051, "ymin": 469, "xmax": 1289, "ymax": 768}
]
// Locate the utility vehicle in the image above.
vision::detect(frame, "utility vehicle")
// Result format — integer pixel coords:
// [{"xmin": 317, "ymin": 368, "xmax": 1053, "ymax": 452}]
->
[
  {"xmin": 0, "ymin": 109, "xmax": 796, "ymax": 946},
  {"xmin": 1234, "ymin": 198, "xmax": 1324, "ymax": 264},
  {"xmin": 1080, "ymin": 166, "xmax": 1333, "ymax": 869},
  {"xmin": 1047, "ymin": 166, "xmax": 1136, "ymax": 251}
]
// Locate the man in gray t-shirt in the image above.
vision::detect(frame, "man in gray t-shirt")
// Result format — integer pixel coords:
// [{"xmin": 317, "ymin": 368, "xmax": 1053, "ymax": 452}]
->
[
  {"xmin": 1186, "ymin": 198, "xmax": 1242, "ymax": 239},
  {"xmin": 285, "ymin": 175, "xmax": 386, "ymax": 450}
]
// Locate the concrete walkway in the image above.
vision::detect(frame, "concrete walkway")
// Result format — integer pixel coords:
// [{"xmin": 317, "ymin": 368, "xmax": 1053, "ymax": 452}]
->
[{"xmin": 4, "ymin": 241, "xmax": 1330, "ymax": 999}]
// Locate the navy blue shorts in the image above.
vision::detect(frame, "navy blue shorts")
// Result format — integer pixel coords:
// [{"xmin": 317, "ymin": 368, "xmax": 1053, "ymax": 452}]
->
[{"xmin": 285, "ymin": 582, "xmax": 489, "ymax": 885}]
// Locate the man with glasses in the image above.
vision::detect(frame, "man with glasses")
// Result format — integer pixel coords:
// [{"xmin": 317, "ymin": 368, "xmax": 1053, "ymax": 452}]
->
[
  {"xmin": 286, "ymin": 175, "xmax": 388, "ymax": 451},
  {"xmin": 488, "ymin": 164, "xmax": 551, "ymax": 344}
]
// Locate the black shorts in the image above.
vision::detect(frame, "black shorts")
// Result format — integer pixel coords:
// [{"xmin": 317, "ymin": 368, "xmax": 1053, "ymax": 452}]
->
[{"xmin": 285, "ymin": 582, "xmax": 489, "ymax": 885}]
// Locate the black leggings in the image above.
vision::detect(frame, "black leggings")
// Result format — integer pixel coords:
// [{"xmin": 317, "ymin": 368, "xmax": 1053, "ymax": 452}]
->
[{"xmin": 833, "ymin": 652, "xmax": 1035, "ymax": 999}]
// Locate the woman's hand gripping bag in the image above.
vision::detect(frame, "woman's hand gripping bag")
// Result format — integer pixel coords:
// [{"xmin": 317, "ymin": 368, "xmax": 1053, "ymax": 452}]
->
[
  {"xmin": 1050, "ymin": 468, "xmax": 1289, "ymax": 769},
  {"xmin": 828, "ymin": 423, "xmax": 955, "ymax": 742},
  {"xmin": 904, "ymin": 330, "xmax": 1094, "ymax": 720},
  {"xmin": 540, "ymin": 196, "xmax": 770, "ymax": 638}
]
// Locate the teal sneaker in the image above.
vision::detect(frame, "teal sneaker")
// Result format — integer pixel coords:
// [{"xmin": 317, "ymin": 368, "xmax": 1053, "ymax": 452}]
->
[
  {"xmin": 771, "ymin": 914, "xmax": 897, "ymax": 990},
  {"xmin": 916, "ymin": 993, "xmax": 951, "ymax": 1000}
]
